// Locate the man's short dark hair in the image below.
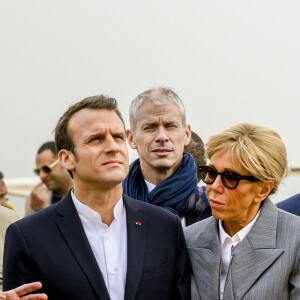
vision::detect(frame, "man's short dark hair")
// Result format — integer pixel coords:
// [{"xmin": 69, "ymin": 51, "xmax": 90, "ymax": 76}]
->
[
  {"xmin": 55, "ymin": 95, "xmax": 125, "ymax": 154},
  {"xmin": 37, "ymin": 141, "xmax": 57, "ymax": 156},
  {"xmin": 0, "ymin": 170, "xmax": 4, "ymax": 180}
]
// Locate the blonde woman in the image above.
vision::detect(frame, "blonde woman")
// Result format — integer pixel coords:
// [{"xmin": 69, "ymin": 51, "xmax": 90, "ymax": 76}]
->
[{"xmin": 184, "ymin": 123, "xmax": 300, "ymax": 300}]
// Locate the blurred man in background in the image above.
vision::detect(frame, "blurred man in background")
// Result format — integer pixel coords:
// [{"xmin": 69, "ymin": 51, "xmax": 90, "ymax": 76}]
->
[{"xmin": 26, "ymin": 141, "xmax": 73, "ymax": 216}]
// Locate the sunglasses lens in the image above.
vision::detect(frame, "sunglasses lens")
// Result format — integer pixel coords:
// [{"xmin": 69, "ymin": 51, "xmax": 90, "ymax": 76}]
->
[
  {"xmin": 42, "ymin": 166, "xmax": 52, "ymax": 174},
  {"xmin": 199, "ymin": 167, "xmax": 216, "ymax": 184},
  {"xmin": 222, "ymin": 172, "xmax": 239, "ymax": 189},
  {"xmin": 33, "ymin": 165, "xmax": 52, "ymax": 176}
]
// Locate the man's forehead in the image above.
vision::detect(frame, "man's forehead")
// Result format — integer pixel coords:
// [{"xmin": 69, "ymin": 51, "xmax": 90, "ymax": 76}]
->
[
  {"xmin": 36, "ymin": 150, "xmax": 56, "ymax": 164},
  {"xmin": 87, "ymin": 126, "xmax": 126, "ymax": 136},
  {"xmin": 139, "ymin": 101, "xmax": 181, "ymax": 115},
  {"xmin": 70, "ymin": 108, "xmax": 123, "ymax": 128},
  {"xmin": 69, "ymin": 109, "xmax": 125, "ymax": 139},
  {"xmin": 137, "ymin": 103, "xmax": 184, "ymax": 124},
  {"xmin": 37, "ymin": 149, "xmax": 56, "ymax": 158}
]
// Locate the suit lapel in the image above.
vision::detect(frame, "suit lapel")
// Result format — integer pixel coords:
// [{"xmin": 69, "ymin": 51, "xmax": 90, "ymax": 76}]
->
[
  {"xmin": 188, "ymin": 218, "xmax": 221, "ymax": 299},
  {"xmin": 55, "ymin": 193, "xmax": 110, "ymax": 300},
  {"xmin": 123, "ymin": 196, "xmax": 147, "ymax": 300},
  {"xmin": 227, "ymin": 198, "xmax": 284, "ymax": 299}
]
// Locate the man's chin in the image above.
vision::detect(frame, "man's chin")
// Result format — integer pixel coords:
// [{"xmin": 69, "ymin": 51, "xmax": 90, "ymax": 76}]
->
[
  {"xmin": 153, "ymin": 163, "xmax": 174, "ymax": 171},
  {"xmin": 44, "ymin": 182, "xmax": 54, "ymax": 191}
]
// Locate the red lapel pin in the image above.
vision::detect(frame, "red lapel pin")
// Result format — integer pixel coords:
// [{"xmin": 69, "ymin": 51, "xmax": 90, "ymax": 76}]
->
[{"xmin": 135, "ymin": 221, "xmax": 142, "ymax": 226}]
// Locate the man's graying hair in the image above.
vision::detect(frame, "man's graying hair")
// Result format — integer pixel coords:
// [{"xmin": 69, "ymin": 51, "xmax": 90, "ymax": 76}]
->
[{"xmin": 129, "ymin": 87, "xmax": 186, "ymax": 131}]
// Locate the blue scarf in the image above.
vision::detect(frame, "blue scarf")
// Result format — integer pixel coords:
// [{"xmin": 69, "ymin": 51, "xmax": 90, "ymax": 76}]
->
[{"xmin": 123, "ymin": 152, "xmax": 209, "ymax": 216}]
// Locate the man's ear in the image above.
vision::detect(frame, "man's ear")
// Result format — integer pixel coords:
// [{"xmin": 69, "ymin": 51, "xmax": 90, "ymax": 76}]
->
[
  {"xmin": 184, "ymin": 124, "xmax": 192, "ymax": 146},
  {"xmin": 58, "ymin": 150, "xmax": 75, "ymax": 172},
  {"xmin": 254, "ymin": 180, "xmax": 274, "ymax": 204},
  {"xmin": 126, "ymin": 129, "xmax": 137, "ymax": 150}
]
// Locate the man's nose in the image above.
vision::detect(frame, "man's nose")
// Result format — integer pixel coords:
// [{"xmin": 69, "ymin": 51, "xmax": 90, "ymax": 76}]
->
[
  {"xmin": 155, "ymin": 127, "xmax": 169, "ymax": 143},
  {"xmin": 105, "ymin": 136, "xmax": 120, "ymax": 152}
]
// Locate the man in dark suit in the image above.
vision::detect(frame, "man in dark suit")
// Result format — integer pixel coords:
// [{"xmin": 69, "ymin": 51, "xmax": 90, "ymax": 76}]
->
[
  {"xmin": 277, "ymin": 193, "xmax": 300, "ymax": 216},
  {"xmin": 3, "ymin": 95, "xmax": 190, "ymax": 300}
]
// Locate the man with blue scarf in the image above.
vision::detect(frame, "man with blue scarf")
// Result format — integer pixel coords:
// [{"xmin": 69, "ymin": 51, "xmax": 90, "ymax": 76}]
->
[{"xmin": 123, "ymin": 87, "xmax": 211, "ymax": 226}]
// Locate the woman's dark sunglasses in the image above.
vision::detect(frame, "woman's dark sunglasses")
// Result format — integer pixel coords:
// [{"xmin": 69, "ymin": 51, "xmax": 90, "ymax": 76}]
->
[
  {"xmin": 33, "ymin": 159, "xmax": 60, "ymax": 176},
  {"xmin": 198, "ymin": 165, "xmax": 260, "ymax": 189}
]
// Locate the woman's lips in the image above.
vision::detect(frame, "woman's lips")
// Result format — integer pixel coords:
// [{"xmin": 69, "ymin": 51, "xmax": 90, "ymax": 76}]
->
[{"xmin": 209, "ymin": 199, "xmax": 226, "ymax": 208}]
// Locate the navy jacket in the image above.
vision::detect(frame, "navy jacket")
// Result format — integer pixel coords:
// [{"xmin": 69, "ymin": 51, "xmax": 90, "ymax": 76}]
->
[
  {"xmin": 277, "ymin": 193, "xmax": 300, "ymax": 217},
  {"xmin": 3, "ymin": 192, "xmax": 190, "ymax": 300}
]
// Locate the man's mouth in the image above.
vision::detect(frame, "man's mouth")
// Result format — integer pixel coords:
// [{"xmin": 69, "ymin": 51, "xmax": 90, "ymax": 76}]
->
[
  {"xmin": 102, "ymin": 160, "xmax": 123, "ymax": 166},
  {"xmin": 152, "ymin": 148, "xmax": 172, "ymax": 153}
]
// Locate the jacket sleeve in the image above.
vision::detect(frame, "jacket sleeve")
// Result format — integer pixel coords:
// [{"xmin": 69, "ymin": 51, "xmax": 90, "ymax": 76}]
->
[{"xmin": 3, "ymin": 222, "xmax": 38, "ymax": 291}]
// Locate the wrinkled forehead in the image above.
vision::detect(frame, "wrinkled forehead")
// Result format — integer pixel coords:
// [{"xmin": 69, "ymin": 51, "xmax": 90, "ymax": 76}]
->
[
  {"xmin": 69, "ymin": 109, "xmax": 126, "ymax": 140},
  {"xmin": 136, "ymin": 101, "xmax": 185, "ymax": 124}
]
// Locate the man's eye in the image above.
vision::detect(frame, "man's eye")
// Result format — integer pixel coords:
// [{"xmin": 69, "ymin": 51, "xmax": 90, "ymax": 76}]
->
[
  {"xmin": 90, "ymin": 137, "xmax": 101, "ymax": 142},
  {"xmin": 143, "ymin": 126, "xmax": 154, "ymax": 131},
  {"xmin": 115, "ymin": 135, "xmax": 124, "ymax": 140}
]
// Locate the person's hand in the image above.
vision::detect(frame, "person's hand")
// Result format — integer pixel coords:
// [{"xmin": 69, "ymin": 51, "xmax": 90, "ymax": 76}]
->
[
  {"xmin": 0, "ymin": 282, "xmax": 47, "ymax": 299},
  {"xmin": 29, "ymin": 183, "xmax": 50, "ymax": 211}
]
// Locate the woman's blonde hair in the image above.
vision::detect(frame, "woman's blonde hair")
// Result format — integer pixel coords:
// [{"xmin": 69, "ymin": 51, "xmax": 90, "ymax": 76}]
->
[{"xmin": 205, "ymin": 123, "xmax": 288, "ymax": 195}]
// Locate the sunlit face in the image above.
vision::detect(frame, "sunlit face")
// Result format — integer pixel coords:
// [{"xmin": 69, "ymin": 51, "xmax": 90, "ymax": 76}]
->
[
  {"xmin": 36, "ymin": 150, "xmax": 68, "ymax": 193},
  {"xmin": 127, "ymin": 102, "xmax": 191, "ymax": 179},
  {"xmin": 206, "ymin": 150, "xmax": 264, "ymax": 228},
  {"xmin": 65, "ymin": 109, "xmax": 129, "ymax": 189}
]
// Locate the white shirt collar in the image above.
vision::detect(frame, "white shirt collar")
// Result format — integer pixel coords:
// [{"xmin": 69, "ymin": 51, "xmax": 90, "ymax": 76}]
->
[
  {"xmin": 219, "ymin": 209, "xmax": 261, "ymax": 247},
  {"xmin": 145, "ymin": 179, "xmax": 156, "ymax": 193},
  {"xmin": 71, "ymin": 189, "xmax": 124, "ymax": 222}
]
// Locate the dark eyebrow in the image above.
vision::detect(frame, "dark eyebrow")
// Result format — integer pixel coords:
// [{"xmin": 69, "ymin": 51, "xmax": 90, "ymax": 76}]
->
[
  {"xmin": 142, "ymin": 121, "xmax": 157, "ymax": 126},
  {"xmin": 164, "ymin": 120, "xmax": 179, "ymax": 125},
  {"xmin": 84, "ymin": 133, "xmax": 103, "ymax": 143},
  {"xmin": 113, "ymin": 132, "xmax": 126, "ymax": 138}
]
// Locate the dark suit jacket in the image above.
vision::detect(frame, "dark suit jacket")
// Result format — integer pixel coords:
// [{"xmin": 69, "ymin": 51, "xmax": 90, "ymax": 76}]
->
[
  {"xmin": 3, "ymin": 192, "xmax": 190, "ymax": 300},
  {"xmin": 277, "ymin": 193, "xmax": 300, "ymax": 216}
]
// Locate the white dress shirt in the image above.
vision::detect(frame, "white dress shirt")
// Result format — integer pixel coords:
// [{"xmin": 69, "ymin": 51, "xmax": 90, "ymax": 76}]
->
[
  {"xmin": 218, "ymin": 210, "xmax": 261, "ymax": 299},
  {"xmin": 71, "ymin": 191, "xmax": 127, "ymax": 300}
]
